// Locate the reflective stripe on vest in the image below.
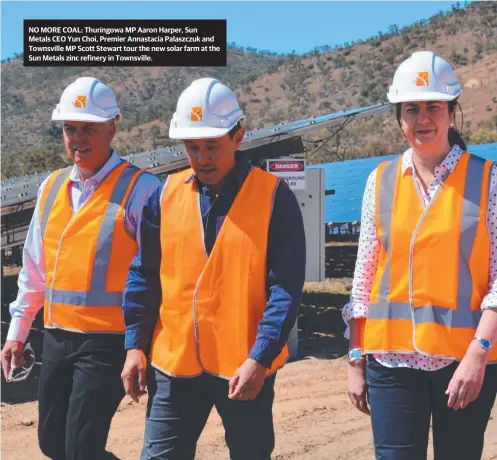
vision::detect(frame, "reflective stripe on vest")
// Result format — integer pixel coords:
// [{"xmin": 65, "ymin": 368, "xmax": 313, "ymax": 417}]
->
[
  {"xmin": 40, "ymin": 162, "xmax": 142, "ymax": 333},
  {"xmin": 40, "ymin": 167, "xmax": 72, "ymax": 238},
  {"xmin": 151, "ymin": 167, "xmax": 289, "ymax": 379},
  {"xmin": 363, "ymin": 152, "xmax": 496, "ymax": 361}
]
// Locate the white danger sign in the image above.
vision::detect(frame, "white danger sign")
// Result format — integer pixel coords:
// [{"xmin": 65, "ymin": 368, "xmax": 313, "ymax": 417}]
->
[{"xmin": 267, "ymin": 159, "xmax": 307, "ymax": 191}]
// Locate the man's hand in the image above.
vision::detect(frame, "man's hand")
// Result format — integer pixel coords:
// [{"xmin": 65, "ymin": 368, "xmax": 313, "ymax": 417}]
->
[
  {"xmin": 121, "ymin": 349, "xmax": 147, "ymax": 403},
  {"xmin": 228, "ymin": 358, "xmax": 266, "ymax": 401},
  {"xmin": 1, "ymin": 340, "xmax": 24, "ymax": 381},
  {"xmin": 347, "ymin": 359, "xmax": 370, "ymax": 415}
]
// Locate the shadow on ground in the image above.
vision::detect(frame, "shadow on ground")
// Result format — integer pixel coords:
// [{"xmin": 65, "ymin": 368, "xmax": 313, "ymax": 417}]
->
[
  {"xmin": 299, "ymin": 243, "xmax": 355, "ymax": 360},
  {"xmin": 325, "ymin": 245, "xmax": 358, "ymax": 279},
  {"xmin": 298, "ymin": 292, "xmax": 349, "ymax": 360}
]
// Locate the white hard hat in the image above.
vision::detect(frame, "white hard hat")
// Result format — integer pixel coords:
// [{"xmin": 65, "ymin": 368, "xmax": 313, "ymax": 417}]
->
[
  {"xmin": 52, "ymin": 77, "xmax": 122, "ymax": 123},
  {"xmin": 169, "ymin": 78, "xmax": 245, "ymax": 139},
  {"xmin": 387, "ymin": 51, "xmax": 461, "ymax": 103}
]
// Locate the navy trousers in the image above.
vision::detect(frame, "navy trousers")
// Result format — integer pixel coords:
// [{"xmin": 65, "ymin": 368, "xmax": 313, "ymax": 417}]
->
[
  {"xmin": 38, "ymin": 328, "xmax": 126, "ymax": 460},
  {"xmin": 366, "ymin": 356, "xmax": 497, "ymax": 460},
  {"xmin": 141, "ymin": 368, "xmax": 277, "ymax": 460}
]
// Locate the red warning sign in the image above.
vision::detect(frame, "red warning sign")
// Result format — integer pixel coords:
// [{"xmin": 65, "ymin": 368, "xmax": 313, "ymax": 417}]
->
[{"xmin": 267, "ymin": 159, "xmax": 306, "ymax": 191}]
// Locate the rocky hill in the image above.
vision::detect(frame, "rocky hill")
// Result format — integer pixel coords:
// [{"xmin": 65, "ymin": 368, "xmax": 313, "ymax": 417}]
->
[{"xmin": 2, "ymin": 1, "xmax": 497, "ymax": 177}]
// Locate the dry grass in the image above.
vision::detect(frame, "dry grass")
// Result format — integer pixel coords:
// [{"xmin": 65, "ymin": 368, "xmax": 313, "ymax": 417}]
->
[
  {"xmin": 2, "ymin": 266, "xmax": 21, "ymax": 277},
  {"xmin": 304, "ymin": 278, "xmax": 352, "ymax": 296},
  {"xmin": 325, "ymin": 241, "xmax": 358, "ymax": 248}
]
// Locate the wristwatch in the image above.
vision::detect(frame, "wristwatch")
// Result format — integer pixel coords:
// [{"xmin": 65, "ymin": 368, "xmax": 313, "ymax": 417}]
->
[
  {"xmin": 348, "ymin": 348, "xmax": 364, "ymax": 361},
  {"xmin": 474, "ymin": 336, "xmax": 492, "ymax": 351}
]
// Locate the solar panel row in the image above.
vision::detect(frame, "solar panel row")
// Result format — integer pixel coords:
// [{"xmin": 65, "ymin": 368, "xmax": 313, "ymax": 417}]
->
[{"xmin": 309, "ymin": 142, "xmax": 497, "ymax": 225}]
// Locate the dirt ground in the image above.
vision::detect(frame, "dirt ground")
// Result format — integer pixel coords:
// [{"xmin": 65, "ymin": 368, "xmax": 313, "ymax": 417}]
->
[{"xmin": 1, "ymin": 359, "xmax": 497, "ymax": 460}]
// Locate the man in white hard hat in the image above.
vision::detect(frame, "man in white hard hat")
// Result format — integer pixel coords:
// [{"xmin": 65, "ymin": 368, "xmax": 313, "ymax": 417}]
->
[
  {"xmin": 1, "ymin": 77, "xmax": 160, "ymax": 460},
  {"xmin": 121, "ymin": 78, "xmax": 306, "ymax": 459}
]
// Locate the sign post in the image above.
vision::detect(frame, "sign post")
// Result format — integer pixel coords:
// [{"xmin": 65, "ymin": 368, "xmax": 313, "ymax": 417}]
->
[{"xmin": 266, "ymin": 159, "xmax": 325, "ymax": 362}]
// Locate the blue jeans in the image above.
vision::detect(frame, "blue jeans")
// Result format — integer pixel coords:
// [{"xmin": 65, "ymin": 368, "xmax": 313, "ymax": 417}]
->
[
  {"xmin": 141, "ymin": 368, "xmax": 276, "ymax": 460},
  {"xmin": 366, "ymin": 356, "xmax": 497, "ymax": 460}
]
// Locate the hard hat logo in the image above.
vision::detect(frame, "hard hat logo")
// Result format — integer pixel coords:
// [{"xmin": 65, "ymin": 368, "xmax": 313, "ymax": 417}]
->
[
  {"xmin": 74, "ymin": 95, "xmax": 87, "ymax": 109},
  {"xmin": 190, "ymin": 106, "xmax": 203, "ymax": 122},
  {"xmin": 416, "ymin": 72, "xmax": 429, "ymax": 87}
]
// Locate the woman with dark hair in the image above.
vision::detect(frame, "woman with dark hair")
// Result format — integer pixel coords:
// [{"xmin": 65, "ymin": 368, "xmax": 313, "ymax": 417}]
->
[{"xmin": 344, "ymin": 51, "xmax": 497, "ymax": 460}]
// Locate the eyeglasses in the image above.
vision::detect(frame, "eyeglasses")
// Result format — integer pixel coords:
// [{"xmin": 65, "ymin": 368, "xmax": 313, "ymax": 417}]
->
[{"xmin": 6, "ymin": 343, "xmax": 35, "ymax": 383}]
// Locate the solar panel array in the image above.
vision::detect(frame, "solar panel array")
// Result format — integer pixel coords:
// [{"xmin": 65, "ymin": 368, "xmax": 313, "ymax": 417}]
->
[
  {"xmin": 310, "ymin": 142, "xmax": 497, "ymax": 225},
  {"xmin": 1, "ymin": 103, "xmax": 390, "ymax": 209}
]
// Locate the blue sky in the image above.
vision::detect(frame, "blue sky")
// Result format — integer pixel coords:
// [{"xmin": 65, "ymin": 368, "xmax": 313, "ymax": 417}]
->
[{"xmin": 2, "ymin": 1, "xmax": 459, "ymax": 59}]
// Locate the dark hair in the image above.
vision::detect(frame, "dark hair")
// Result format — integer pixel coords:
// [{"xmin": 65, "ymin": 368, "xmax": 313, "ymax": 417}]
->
[
  {"xmin": 228, "ymin": 121, "xmax": 242, "ymax": 139},
  {"xmin": 395, "ymin": 99, "xmax": 467, "ymax": 151}
]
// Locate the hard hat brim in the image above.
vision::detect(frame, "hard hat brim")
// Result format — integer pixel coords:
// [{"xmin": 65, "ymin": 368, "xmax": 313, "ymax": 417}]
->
[
  {"xmin": 169, "ymin": 125, "xmax": 234, "ymax": 140},
  {"xmin": 51, "ymin": 110, "xmax": 119, "ymax": 123},
  {"xmin": 387, "ymin": 90, "xmax": 461, "ymax": 104}
]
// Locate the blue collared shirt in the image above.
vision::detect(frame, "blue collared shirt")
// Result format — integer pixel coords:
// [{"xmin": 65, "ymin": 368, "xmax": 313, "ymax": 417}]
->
[{"xmin": 123, "ymin": 151, "xmax": 306, "ymax": 368}]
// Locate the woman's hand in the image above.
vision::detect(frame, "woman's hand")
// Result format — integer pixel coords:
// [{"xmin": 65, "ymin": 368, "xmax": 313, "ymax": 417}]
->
[
  {"xmin": 348, "ymin": 359, "xmax": 370, "ymax": 415},
  {"xmin": 446, "ymin": 340, "xmax": 488, "ymax": 410}
]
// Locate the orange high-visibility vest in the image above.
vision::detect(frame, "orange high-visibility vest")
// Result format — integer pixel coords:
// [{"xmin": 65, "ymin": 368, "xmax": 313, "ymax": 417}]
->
[
  {"xmin": 362, "ymin": 152, "xmax": 497, "ymax": 362},
  {"xmin": 150, "ymin": 167, "xmax": 289, "ymax": 379},
  {"xmin": 39, "ymin": 161, "xmax": 143, "ymax": 333}
]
